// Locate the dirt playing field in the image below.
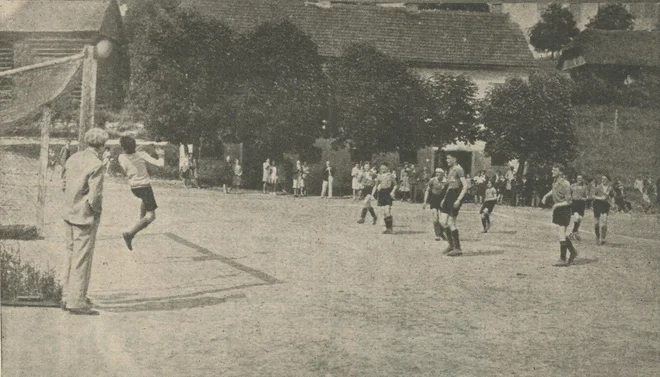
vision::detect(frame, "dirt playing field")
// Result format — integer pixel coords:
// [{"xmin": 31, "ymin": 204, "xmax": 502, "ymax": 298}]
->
[{"xmin": 2, "ymin": 151, "xmax": 660, "ymax": 376}]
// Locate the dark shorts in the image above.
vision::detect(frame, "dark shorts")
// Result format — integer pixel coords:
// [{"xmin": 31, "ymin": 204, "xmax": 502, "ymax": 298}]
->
[
  {"xmin": 442, "ymin": 188, "xmax": 462, "ymax": 217},
  {"xmin": 377, "ymin": 188, "xmax": 393, "ymax": 207},
  {"xmin": 363, "ymin": 186, "xmax": 374, "ymax": 198},
  {"xmin": 131, "ymin": 185, "xmax": 158, "ymax": 212},
  {"xmin": 428, "ymin": 192, "xmax": 443, "ymax": 210},
  {"xmin": 571, "ymin": 200, "xmax": 586, "ymax": 216},
  {"xmin": 593, "ymin": 200, "xmax": 610, "ymax": 218},
  {"xmin": 481, "ymin": 200, "xmax": 496, "ymax": 214},
  {"xmin": 552, "ymin": 206, "xmax": 571, "ymax": 227}
]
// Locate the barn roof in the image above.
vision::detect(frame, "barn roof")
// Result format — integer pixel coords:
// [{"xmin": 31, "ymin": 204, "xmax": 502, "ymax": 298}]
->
[
  {"xmin": 559, "ymin": 29, "xmax": 660, "ymax": 69},
  {"xmin": 0, "ymin": 0, "xmax": 122, "ymax": 40},
  {"xmin": 182, "ymin": 0, "xmax": 537, "ymax": 69}
]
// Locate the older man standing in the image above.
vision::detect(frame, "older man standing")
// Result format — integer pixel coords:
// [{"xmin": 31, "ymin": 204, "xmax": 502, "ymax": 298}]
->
[{"xmin": 61, "ymin": 128, "xmax": 108, "ymax": 315}]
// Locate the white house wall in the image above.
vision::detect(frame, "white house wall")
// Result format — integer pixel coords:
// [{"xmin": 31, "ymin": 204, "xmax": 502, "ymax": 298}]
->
[{"xmin": 412, "ymin": 67, "xmax": 529, "ymax": 98}]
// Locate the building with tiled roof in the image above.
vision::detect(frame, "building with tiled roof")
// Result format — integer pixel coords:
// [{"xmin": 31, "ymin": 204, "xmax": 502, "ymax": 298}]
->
[
  {"xmin": 311, "ymin": 1, "xmax": 660, "ymax": 36},
  {"xmin": 182, "ymin": 0, "xmax": 536, "ymax": 98},
  {"xmin": 0, "ymin": 0, "xmax": 125, "ymax": 108}
]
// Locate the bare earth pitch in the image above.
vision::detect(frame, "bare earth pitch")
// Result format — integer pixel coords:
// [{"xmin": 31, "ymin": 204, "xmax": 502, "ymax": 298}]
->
[{"xmin": 2, "ymin": 162, "xmax": 660, "ymax": 376}]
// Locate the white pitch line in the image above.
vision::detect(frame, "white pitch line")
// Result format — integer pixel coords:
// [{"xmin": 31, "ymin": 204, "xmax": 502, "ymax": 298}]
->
[{"xmin": 492, "ymin": 211, "xmax": 660, "ymax": 244}]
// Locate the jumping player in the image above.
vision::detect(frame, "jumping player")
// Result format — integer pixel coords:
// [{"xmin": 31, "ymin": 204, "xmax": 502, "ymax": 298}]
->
[
  {"xmin": 373, "ymin": 162, "xmax": 398, "ymax": 234},
  {"xmin": 423, "ymin": 168, "xmax": 448, "ymax": 241},
  {"xmin": 117, "ymin": 136, "xmax": 165, "ymax": 251},
  {"xmin": 541, "ymin": 164, "xmax": 578, "ymax": 266},
  {"xmin": 480, "ymin": 179, "xmax": 498, "ymax": 233},
  {"xmin": 569, "ymin": 174, "xmax": 588, "ymax": 240},
  {"xmin": 440, "ymin": 153, "xmax": 469, "ymax": 256},
  {"xmin": 592, "ymin": 175, "xmax": 614, "ymax": 245},
  {"xmin": 357, "ymin": 163, "xmax": 378, "ymax": 225}
]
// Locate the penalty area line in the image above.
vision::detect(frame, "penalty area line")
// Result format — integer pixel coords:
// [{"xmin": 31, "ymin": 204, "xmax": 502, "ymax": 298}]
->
[
  {"xmin": 165, "ymin": 232, "xmax": 282, "ymax": 285},
  {"xmin": 492, "ymin": 212, "xmax": 660, "ymax": 244}
]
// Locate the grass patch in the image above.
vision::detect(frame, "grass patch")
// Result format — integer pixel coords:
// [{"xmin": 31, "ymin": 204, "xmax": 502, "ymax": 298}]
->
[{"xmin": 0, "ymin": 242, "xmax": 63, "ymax": 303}]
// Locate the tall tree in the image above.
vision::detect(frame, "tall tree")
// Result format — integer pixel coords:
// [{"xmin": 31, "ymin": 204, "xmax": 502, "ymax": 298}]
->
[
  {"xmin": 481, "ymin": 72, "xmax": 577, "ymax": 175},
  {"xmin": 326, "ymin": 43, "xmax": 430, "ymax": 161},
  {"xmin": 529, "ymin": 4, "xmax": 580, "ymax": 58},
  {"xmin": 423, "ymin": 73, "xmax": 480, "ymax": 148},
  {"xmin": 586, "ymin": 4, "xmax": 635, "ymax": 30},
  {"xmin": 124, "ymin": 0, "xmax": 236, "ymax": 146},
  {"xmin": 229, "ymin": 21, "xmax": 326, "ymax": 161}
]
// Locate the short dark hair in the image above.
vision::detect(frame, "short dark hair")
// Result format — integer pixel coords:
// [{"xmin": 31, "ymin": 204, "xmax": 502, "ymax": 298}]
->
[
  {"xmin": 553, "ymin": 163, "xmax": 565, "ymax": 173},
  {"xmin": 380, "ymin": 162, "xmax": 388, "ymax": 167},
  {"xmin": 446, "ymin": 152, "xmax": 456, "ymax": 159},
  {"xmin": 119, "ymin": 136, "xmax": 136, "ymax": 154}
]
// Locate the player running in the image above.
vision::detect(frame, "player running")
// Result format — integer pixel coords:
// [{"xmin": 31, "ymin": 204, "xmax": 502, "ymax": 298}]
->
[
  {"xmin": 542, "ymin": 164, "xmax": 578, "ymax": 267},
  {"xmin": 569, "ymin": 174, "xmax": 588, "ymax": 241},
  {"xmin": 423, "ymin": 168, "xmax": 448, "ymax": 241},
  {"xmin": 480, "ymin": 179, "xmax": 498, "ymax": 233},
  {"xmin": 117, "ymin": 136, "xmax": 165, "ymax": 251},
  {"xmin": 373, "ymin": 162, "xmax": 398, "ymax": 234},
  {"xmin": 357, "ymin": 163, "xmax": 378, "ymax": 225}
]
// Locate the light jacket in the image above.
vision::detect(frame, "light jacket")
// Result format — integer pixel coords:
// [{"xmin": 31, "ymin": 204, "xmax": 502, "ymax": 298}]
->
[{"xmin": 63, "ymin": 148, "xmax": 104, "ymax": 226}]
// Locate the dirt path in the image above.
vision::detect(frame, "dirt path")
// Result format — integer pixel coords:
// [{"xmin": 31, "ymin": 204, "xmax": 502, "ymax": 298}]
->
[{"xmin": 2, "ymin": 181, "xmax": 660, "ymax": 376}]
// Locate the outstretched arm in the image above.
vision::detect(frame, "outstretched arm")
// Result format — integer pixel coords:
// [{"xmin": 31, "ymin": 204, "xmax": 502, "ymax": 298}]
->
[{"xmin": 139, "ymin": 150, "xmax": 165, "ymax": 168}]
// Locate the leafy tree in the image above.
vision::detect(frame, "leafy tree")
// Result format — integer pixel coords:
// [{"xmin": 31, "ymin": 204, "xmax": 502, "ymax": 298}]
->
[
  {"xmin": 481, "ymin": 71, "xmax": 577, "ymax": 175},
  {"xmin": 586, "ymin": 4, "xmax": 635, "ymax": 30},
  {"xmin": 423, "ymin": 73, "xmax": 480, "ymax": 148},
  {"xmin": 326, "ymin": 43, "xmax": 431, "ymax": 161},
  {"xmin": 229, "ymin": 21, "xmax": 326, "ymax": 164},
  {"xmin": 124, "ymin": 0, "xmax": 236, "ymax": 146},
  {"xmin": 529, "ymin": 4, "xmax": 579, "ymax": 58}
]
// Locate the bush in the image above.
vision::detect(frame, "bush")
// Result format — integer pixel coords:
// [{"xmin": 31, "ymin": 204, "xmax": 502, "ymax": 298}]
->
[{"xmin": 0, "ymin": 242, "xmax": 63, "ymax": 303}]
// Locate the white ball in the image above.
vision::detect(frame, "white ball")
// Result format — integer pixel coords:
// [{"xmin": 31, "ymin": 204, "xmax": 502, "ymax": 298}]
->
[{"xmin": 94, "ymin": 39, "xmax": 113, "ymax": 60}]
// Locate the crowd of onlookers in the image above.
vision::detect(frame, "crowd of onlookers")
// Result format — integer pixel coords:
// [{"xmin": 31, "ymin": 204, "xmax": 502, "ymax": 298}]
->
[{"xmin": 171, "ymin": 152, "xmax": 660, "ymax": 213}]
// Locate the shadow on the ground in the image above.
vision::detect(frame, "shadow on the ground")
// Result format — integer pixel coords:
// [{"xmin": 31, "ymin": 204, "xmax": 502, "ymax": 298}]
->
[
  {"xmin": 459, "ymin": 250, "xmax": 505, "ymax": 257},
  {"xmin": 486, "ymin": 230, "xmax": 518, "ymax": 235},
  {"xmin": 570, "ymin": 257, "xmax": 598, "ymax": 266},
  {"xmin": 392, "ymin": 230, "xmax": 426, "ymax": 235},
  {"xmin": 99, "ymin": 294, "xmax": 245, "ymax": 313}
]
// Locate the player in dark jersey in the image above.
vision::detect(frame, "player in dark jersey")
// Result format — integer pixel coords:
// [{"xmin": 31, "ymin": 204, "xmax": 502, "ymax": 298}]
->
[
  {"xmin": 593, "ymin": 175, "xmax": 614, "ymax": 245},
  {"xmin": 423, "ymin": 168, "xmax": 448, "ymax": 241},
  {"xmin": 373, "ymin": 162, "xmax": 398, "ymax": 234},
  {"xmin": 357, "ymin": 164, "xmax": 378, "ymax": 225},
  {"xmin": 542, "ymin": 164, "xmax": 578, "ymax": 266},
  {"xmin": 569, "ymin": 174, "xmax": 588, "ymax": 241},
  {"xmin": 440, "ymin": 153, "xmax": 469, "ymax": 256},
  {"xmin": 480, "ymin": 180, "xmax": 498, "ymax": 233}
]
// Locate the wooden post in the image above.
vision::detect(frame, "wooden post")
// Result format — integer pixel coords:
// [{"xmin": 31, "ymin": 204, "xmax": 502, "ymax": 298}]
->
[
  {"xmin": 239, "ymin": 142, "xmax": 244, "ymax": 164},
  {"xmin": 78, "ymin": 45, "xmax": 98, "ymax": 149},
  {"xmin": 614, "ymin": 109, "xmax": 618, "ymax": 132},
  {"xmin": 36, "ymin": 106, "xmax": 51, "ymax": 237},
  {"xmin": 600, "ymin": 121, "xmax": 604, "ymax": 140}
]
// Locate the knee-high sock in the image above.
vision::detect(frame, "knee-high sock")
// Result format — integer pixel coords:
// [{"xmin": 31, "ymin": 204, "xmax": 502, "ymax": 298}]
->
[
  {"xmin": 566, "ymin": 239, "xmax": 577, "ymax": 261},
  {"xmin": 360, "ymin": 208, "xmax": 368, "ymax": 219},
  {"xmin": 385, "ymin": 216, "xmax": 393, "ymax": 230},
  {"xmin": 595, "ymin": 224, "xmax": 601, "ymax": 239},
  {"xmin": 445, "ymin": 228, "xmax": 454, "ymax": 249},
  {"xmin": 573, "ymin": 220, "xmax": 580, "ymax": 233},
  {"xmin": 559, "ymin": 241, "xmax": 568, "ymax": 261},
  {"xmin": 481, "ymin": 216, "xmax": 487, "ymax": 230},
  {"xmin": 452, "ymin": 230, "xmax": 461, "ymax": 250},
  {"xmin": 601, "ymin": 226, "xmax": 607, "ymax": 241},
  {"xmin": 368, "ymin": 207, "xmax": 376, "ymax": 219},
  {"xmin": 433, "ymin": 221, "xmax": 442, "ymax": 237}
]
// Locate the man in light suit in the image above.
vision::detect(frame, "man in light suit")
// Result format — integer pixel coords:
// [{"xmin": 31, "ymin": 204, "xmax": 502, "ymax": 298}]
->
[{"xmin": 61, "ymin": 128, "xmax": 108, "ymax": 315}]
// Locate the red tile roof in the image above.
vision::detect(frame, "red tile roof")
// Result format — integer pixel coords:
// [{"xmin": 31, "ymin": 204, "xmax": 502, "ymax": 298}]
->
[{"xmin": 182, "ymin": 0, "xmax": 537, "ymax": 69}]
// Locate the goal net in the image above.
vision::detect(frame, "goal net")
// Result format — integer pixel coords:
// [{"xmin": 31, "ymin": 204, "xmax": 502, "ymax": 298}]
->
[{"xmin": 0, "ymin": 54, "xmax": 83, "ymax": 239}]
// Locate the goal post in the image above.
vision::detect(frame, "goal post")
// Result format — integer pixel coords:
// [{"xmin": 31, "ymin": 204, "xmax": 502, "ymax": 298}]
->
[{"xmin": 0, "ymin": 50, "xmax": 86, "ymax": 239}]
